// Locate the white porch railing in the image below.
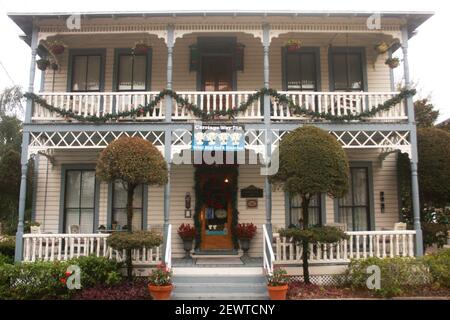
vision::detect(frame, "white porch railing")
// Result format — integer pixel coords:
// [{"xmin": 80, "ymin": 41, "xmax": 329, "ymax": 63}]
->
[
  {"xmin": 263, "ymin": 224, "xmax": 275, "ymax": 275},
  {"xmin": 164, "ymin": 224, "xmax": 172, "ymax": 269},
  {"xmin": 32, "ymin": 91, "xmax": 407, "ymax": 122},
  {"xmin": 274, "ymin": 230, "xmax": 416, "ymax": 265},
  {"xmin": 22, "ymin": 233, "xmax": 162, "ymax": 265}
]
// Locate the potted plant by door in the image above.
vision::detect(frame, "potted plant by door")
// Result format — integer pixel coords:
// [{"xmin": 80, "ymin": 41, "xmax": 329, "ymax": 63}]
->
[
  {"xmin": 177, "ymin": 223, "xmax": 196, "ymax": 258},
  {"xmin": 148, "ymin": 263, "xmax": 173, "ymax": 300},
  {"xmin": 234, "ymin": 223, "xmax": 257, "ymax": 256},
  {"xmin": 267, "ymin": 267, "xmax": 289, "ymax": 300},
  {"xmin": 385, "ymin": 57, "xmax": 400, "ymax": 69},
  {"xmin": 285, "ymin": 39, "xmax": 302, "ymax": 52}
]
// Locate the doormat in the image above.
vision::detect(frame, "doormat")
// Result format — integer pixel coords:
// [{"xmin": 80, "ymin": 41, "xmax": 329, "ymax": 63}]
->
[{"xmin": 195, "ymin": 257, "xmax": 244, "ymax": 265}]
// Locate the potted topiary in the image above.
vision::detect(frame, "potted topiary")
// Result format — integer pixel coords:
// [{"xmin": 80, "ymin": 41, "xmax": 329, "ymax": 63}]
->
[
  {"xmin": 48, "ymin": 40, "xmax": 67, "ymax": 55},
  {"xmin": 267, "ymin": 267, "xmax": 289, "ymax": 300},
  {"xmin": 133, "ymin": 40, "xmax": 150, "ymax": 54},
  {"xmin": 148, "ymin": 263, "xmax": 173, "ymax": 300},
  {"xmin": 234, "ymin": 223, "xmax": 257, "ymax": 256},
  {"xmin": 286, "ymin": 39, "xmax": 302, "ymax": 52},
  {"xmin": 177, "ymin": 223, "xmax": 195, "ymax": 258},
  {"xmin": 385, "ymin": 57, "xmax": 400, "ymax": 69},
  {"xmin": 36, "ymin": 59, "xmax": 50, "ymax": 71}
]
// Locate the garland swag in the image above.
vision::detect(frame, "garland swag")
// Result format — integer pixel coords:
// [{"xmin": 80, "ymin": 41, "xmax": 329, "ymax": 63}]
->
[{"xmin": 25, "ymin": 88, "xmax": 416, "ymax": 123}]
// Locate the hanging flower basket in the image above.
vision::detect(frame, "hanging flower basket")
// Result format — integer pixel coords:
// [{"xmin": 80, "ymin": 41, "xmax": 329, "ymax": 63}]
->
[
  {"xmin": 374, "ymin": 42, "xmax": 390, "ymax": 54},
  {"xmin": 36, "ymin": 59, "xmax": 50, "ymax": 71},
  {"xmin": 286, "ymin": 39, "xmax": 302, "ymax": 52},
  {"xmin": 385, "ymin": 57, "xmax": 400, "ymax": 69},
  {"xmin": 48, "ymin": 40, "xmax": 67, "ymax": 55},
  {"xmin": 133, "ymin": 41, "xmax": 150, "ymax": 54}
]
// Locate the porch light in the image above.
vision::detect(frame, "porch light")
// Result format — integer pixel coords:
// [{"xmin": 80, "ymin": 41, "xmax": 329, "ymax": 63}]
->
[{"xmin": 224, "ymin": 178, "xmax": 229, "ymax": 183}]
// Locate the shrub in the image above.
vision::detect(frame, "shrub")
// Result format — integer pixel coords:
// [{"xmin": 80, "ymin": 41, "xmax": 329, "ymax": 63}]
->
[
  {"xmin": 148, "ymin": 263, "xmax": 172, "ymax": 286},
  {"xmin": 106, "ymin": 231, "xmax": 163, "ymax": 251},
  {"xmin": 72, "ymin": 278, "xmax": 150, "ymax": 300},
  {"xmin": 234, "ymin": 223, "xmax": 257, "ymax": 240},
  {"xmin": 345, "ymin": 257, "xmax": 431, "ymax": 298},
  {"xmin": 0, "ymin": 236, "xmax": 15, "ymax": 258},
  {"xmin": 423, "ymin": 249, "xmax": 450, "ymax": 288},
  {"xmin": 68, "ymin": 255, "xmax": 123, "ymax": 288},
  {"xmin": 422, "ymin": 222, "xmax": 449, "ymax": 248},
  {"xmin": 0, "ymin": 253, "xmax": 13, "ymax": 265},
  {"xmin": 0, "ymin": 261, "xmax": 70, "ymax": 300},
  {"xmin": 177, "ymin": 223, "xmax": 196, "ymax": 240}
]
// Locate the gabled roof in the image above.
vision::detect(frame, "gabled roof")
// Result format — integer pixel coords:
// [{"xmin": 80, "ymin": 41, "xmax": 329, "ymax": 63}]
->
[{"xmin": 8, "ymin": 10, "xmax": 434, "ymax": 46}]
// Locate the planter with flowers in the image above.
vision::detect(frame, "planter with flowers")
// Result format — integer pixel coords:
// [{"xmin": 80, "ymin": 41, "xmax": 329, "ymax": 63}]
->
[
  {"xmin": 148, "ymin": 263, "xmax": 173, "ymax": 300},
  {"xmin": 36, "ymin": 59, "xmax": 50, "ymax": 71},
  {"xmin": 133, "ymin": 41, "xmax": 150, "ymax": 54},
  {"xmin": 374, "ymin": 41, "xmax": 390, "ymax": 54},
  {"xmin": 48, "ymin": 40, "xmax": 67, "ymax": 55},
  {"xmin": 385, "ymin": 57, "xmax": 400, "ymax": 69},
  {"xmin": 267, "ymin": 268, "xmax": 289, "ymax": 300},
  {"xmin": 234, "ymin": 223, "xmax": 257, "ymax": 256},
  {"xmin": 285, "ymin": 39, "xmax": 302, "ymax": 52},
  {"xmin": 177, "ymin": 223, "xmax": 196, "ymax": 258}
]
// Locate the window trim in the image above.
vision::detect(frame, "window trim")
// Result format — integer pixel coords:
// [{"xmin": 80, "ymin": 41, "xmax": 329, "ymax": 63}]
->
[
  {"xmin": 282, "ymin": 47, "xmax": 321, "ymax": 91},
  {"xmin": 333, "ymin": 161, "xmax": 375, "ymax": 231},
  {"xmin": 328, "ymin": 47, "xmax": 368, "ymax": 92},
  {"xmin": 113, "ymin": 48, "xmax": 152, "ymax": 92},
  {"xmin": 285, "ymin": 192, "xmax": 326, "ymax": 228},
  {"xmin": 59, "ymin": 164, "xmax": 100, "ymax": 233},
  {"xmin": 107, "ymin": 183, "xmax": 148, "ymax": 230},
  {"xmin": 67, "ymin": 49, "xmax": 106, "ymax": 92}
]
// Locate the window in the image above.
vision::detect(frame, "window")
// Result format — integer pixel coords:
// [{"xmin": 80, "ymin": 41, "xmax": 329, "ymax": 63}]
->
[
  {"xmin": 112, "ymin": 182, "xmax": 144, "ymax": 230},
  {"xmin": 289, "ymin": 194, "xmax": 322, "ymax": 227},
  {"xmin": 285, "ymin": 51, "xmax": 318, "ymax": 91},
  {"xmin": 330, "ymin": 49, "xmax": 365, "ymax": 91},
  {"xmin": 338, "ymin": 167, "xmax": 371, "ymax": 231},
  {"xmin": 117, "ymin": 54, "xmax": 148, "ymax": 91},
  {"xmin": 64, "ymin": 170, "xmax": 96, "ymax": 233},
  {"xmin": 70, "ymin": 55, "xmax": 102, "ymax": 91}
]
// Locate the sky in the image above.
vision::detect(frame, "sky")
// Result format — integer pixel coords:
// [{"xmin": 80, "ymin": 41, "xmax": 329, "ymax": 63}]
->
[{"xmin": 0, "ymin": 0, "xmax": 448, "ymax": 122}]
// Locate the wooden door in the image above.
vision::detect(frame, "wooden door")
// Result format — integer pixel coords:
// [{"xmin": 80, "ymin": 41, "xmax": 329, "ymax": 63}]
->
[{"xmin": 201, "ymin": 56, "xmax": 233, "ymax": 110}]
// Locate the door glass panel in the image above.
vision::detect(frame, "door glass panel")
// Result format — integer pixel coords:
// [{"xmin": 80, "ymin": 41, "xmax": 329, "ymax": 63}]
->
[
  {"xmin": 332, "ymin": 54, "xmax": 348, "ymax": 90},
  {"xmin": 118, "ymin": 55, "xmax": 133, "ymax": 91},
  {"xmin": 300, "ymin": 53, "xmax": 316, "ymax": 90},
  {"xmin": 71, "ymin": 56, "xmax": 87, "ymax": 91},
  {"xmin": 133, "ymin": 55, "xmax": 147, "ymax": 90},
  {"xmin": 286, "ymin": 54, "xmax": 301, "ymax": 90},
  {"xmin": 347, "ymin": 54, "xmax": 363, "ymax": 90},
  {"xmin": 86, "ymin": 56, "xmax": 101, "ymax": 91}
]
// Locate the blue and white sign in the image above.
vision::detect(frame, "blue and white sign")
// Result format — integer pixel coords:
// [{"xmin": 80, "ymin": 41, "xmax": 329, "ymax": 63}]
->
[{"xmin": 192, "ymin": 124, "xmax": 245, "ymax": 151}]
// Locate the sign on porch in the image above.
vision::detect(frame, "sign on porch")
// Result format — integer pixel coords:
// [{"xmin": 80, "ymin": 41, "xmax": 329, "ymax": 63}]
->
[{"xmin": 192, "ymin": 124, "xmax": 245, "ymax": 151}]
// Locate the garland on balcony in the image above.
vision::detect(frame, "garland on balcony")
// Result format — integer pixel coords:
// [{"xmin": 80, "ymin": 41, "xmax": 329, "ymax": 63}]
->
[{"xmin": 24, "ymin": 88, "xmax": 416, "ymax": 123}]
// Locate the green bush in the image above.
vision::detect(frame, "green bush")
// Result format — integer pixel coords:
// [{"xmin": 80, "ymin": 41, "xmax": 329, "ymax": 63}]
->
[
  {"xmin": 0, "ymin": 254, "xmax": 13, "ymax": 265},
  {"xmin": 106, "ymin": 231, "xmax": 163, "ymax": 251},
  {"xmin": 345, "ymin": 257, "xmax": 431, "ymax": 298},
  {"xmin": 423, "ymin": 249, "xmax": 450, "ymax": 288},
  {"xmin": 0, "ymin": 261, "xmax": 70, "ymax": 300},
  {"xmin": 68, "ymin": 255, "xmax": 123, "ymax": 288},
  {"xmin": 0, "ymin": 236, "xmax": 15, "ymax": 258}
]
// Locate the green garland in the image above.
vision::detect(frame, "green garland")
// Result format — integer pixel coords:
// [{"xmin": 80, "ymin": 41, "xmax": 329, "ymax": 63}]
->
[{"xmin": 25, "ymin": 88, "xmax": 416, "ymax": 123}]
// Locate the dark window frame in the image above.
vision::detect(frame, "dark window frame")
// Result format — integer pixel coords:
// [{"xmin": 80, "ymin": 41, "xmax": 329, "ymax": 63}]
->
[
  {"xmin": 67, "ymin": 49, "xmax": 106, "ymax": 92},
  {"xmin": 328, "ymin": 47, "xmax": 368, "ymax": 92},
  {"xmin": 282, "ymin": 47, "xmax": 321, "ymax": 91},
  {"xmin": 111, "ymin": 182, "xmax": 145, "ymax": 230},
  {"xmin": 113, "ymin": 48, "xmax": 152, "ymax": 92}
]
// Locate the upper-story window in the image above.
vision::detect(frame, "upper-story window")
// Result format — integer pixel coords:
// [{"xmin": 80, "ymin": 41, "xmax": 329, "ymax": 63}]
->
[
  {"xmin": 330, "ymin": 48, "xmax": 366, "ymax": 91},
  {"xmin": 115, "ymin": 49, "xmax": 152, "ymax": 91},
  {"xmin": 284, "ymin": 48, "xmax": 319, "ymax": 91},
  {"xmin": 69, "ymin": 49, "xmax": 105, "ymax": 92}
]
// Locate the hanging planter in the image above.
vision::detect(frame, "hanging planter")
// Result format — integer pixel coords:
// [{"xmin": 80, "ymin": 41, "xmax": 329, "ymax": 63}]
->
[
  {"xmin": 374, "ymin": 41, "xmax": 390, "ymax": 54},
  {"xmin": 133, "ymin": 40, "xmax": 150, "ymax": 54},
  {"xmin": 36, "ymin": 59, "xmax": 50, "ymax": 71},
  {"xmin": 286, "ymin": 39, "xmax": 302, "ymax": 52},
  {"xmin": 385, "ymin": 57, "xmax": 400, "ymax": 69},
  {"xmin": 48, "ymin": 40, "xmax": 67, "ymax": 55}
]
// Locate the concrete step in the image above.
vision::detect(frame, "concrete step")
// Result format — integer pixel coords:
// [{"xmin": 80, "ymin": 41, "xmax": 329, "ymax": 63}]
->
[
  {"xmin": 173, "ymin": 267, "xmax": 263, "ymax": 276},
  {"xmin": 172, "ymin": 292, "xmax": 269, "ymax": 300},
  {"xmin": 174, "ymin": 283, "xmax": 267, "ymax": 294},
  {"xmin": 173, "ymin": 275, "xmax": 266, "ymax": 284}
]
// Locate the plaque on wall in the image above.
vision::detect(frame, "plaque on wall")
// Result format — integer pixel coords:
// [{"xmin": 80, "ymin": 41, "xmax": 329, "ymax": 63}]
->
[
  {"xmin": 240, "ymin": 185, "xmax": 263, "ymax": 198},
  {"xmin": 246, "ymin": 199, "xmax": 258, "ymax": 208}
]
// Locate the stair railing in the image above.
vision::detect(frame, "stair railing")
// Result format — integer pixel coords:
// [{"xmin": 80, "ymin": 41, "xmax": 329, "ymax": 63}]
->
[{"xmin": 263, "ymin": 224, "xmax": 275, "ymax": 275}]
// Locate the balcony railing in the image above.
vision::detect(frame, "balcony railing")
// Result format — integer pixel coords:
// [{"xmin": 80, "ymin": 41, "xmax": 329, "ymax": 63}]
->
[
  {"xmin": 22, "ymin": 233, "xmax": 162, "ymax": 265},
  {"xmin": 31, "ymin": 91, "xmax": 407, "ymax": 122},
  {"xmin": 274, "ymin": 230, "xmax": 416, "ymax": 265}
]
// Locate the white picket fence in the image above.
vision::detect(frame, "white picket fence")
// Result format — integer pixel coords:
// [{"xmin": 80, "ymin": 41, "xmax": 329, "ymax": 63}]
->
[
  {"xmin": 274, "ymin": 230, "xmax": 416, "ymax": 264},
  {"xmin": 22, "ymin": 233, "xmax": 162, "ymax": 265}
]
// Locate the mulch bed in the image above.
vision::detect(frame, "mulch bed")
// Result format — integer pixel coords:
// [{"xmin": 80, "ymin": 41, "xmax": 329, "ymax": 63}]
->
[
  {"xmin": 72, "ymin": 278, "xmax": 151, "ymax": 300},
  {"xmin": 288, "ymin": 282, "xmax": 450, "ymax": 300}
]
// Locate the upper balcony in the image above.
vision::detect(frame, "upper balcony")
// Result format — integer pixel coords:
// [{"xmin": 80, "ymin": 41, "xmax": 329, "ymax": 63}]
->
[{"xmin": 9, "ymin": 11, "xmax": 430, "ymax": 124}]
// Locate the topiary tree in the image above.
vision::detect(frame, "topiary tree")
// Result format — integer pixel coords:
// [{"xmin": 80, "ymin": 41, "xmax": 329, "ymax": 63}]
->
[
  {"xmin": 270, "ymin": 126, "xmax": 350, "ymax": 283},
  {"xmin": 96, "ymin": 137, "xmax": 168, "ymax": 278}
]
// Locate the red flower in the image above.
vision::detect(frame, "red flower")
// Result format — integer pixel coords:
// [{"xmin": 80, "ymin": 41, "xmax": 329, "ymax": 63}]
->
[
  {"xmin": 60, "ymin": 278, "xmax": 67, "ymax": 285},
  {"xmin": 65, "ymin": 271, "xmax": 73, "ymax": 277}
]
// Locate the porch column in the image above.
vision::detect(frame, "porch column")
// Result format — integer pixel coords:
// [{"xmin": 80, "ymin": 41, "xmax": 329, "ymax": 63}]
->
[
  {"xmin": 402, "ymin": 26, "xmax": 423, "ymax": 256},
  {"xmin": 15, "ymin": 24, "xmax": 38, "ymax": 262},
  {"xmin": 262, "ymin": 24, "xmax": 273, "ymax": 237},
  {"xmin": 162, "ymin": 24, "xmax": 174, "ymax": 259}
]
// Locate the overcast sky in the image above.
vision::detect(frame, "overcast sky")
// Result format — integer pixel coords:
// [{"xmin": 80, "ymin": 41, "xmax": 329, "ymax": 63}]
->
[{"xmin": 0, "ymin": 0, "xmax": 448, "ymax": 122}]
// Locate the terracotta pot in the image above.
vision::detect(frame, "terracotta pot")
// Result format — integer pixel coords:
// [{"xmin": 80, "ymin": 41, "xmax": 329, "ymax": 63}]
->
[
  {"xmin": 267, "ymin": 284, "xmax": 288, "ymax": 300},
  {"xmin": 50, "ymin": 45, "xmax": 65, "ymax": 55},
  {"xmin": 148, "ymin": 284, "xmax": 173, "ymax": 300},
  {"xmin": 286, "ymin": 44, "xmax": 299, "ymax": 52}
]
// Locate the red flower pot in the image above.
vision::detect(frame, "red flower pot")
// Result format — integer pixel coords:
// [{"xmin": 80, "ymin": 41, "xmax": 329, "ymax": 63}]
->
[
  {"xmin": 134, "ymin": 44, "xmax": 149, "ymax": 55},
  {"xmin": 148, "ymin": 284, "xmax": 173, "ymax": 300},
  {"xmin": 267, "ymin": 284, "xmax": 288, "ymax": 300},
  {"xmin": 286, "ymin": 44, "xmax": 299, "ymax": 52},
  {"xmin": 50, "ymin": 45, "xmax": 65, "ymax": 55}
]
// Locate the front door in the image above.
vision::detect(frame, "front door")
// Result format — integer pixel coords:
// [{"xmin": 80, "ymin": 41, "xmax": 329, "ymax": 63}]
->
[
  {"xmin": 197, "ymin": 169, "xmax": 235, "ymax": 251},
  {"xmin": 201, "ymin": 56, "xmax": 233, "ymax": 91}
]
